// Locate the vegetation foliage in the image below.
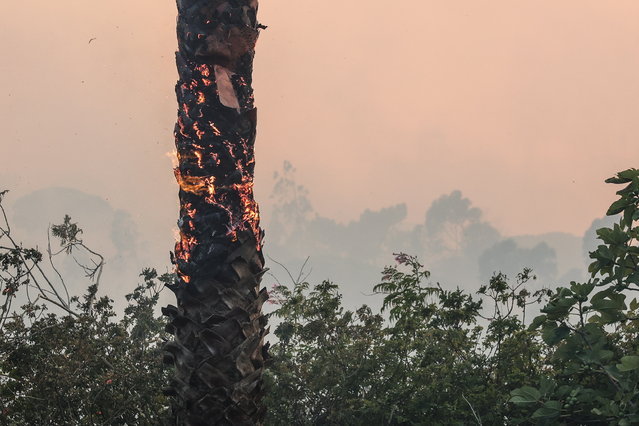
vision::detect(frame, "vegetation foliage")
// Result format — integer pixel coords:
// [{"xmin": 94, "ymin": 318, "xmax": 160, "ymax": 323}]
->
[
  {"xmin": 0, "ymin": 169, "xmax": 638, "ymax": 425},
  {"xmin": 0, "ymin": 193, "xmax": 170, "ymax": 424}
]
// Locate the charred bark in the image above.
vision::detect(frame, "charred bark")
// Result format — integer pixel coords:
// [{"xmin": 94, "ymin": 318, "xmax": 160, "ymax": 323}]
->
[{"xmin": 162, "ymin": 1, "xmax": 268, "ymax": 425}]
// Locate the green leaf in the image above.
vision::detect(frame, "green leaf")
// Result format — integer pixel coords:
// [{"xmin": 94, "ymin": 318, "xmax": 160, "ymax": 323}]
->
[
  {"xmin": 531, "ymin": 400, "xmax": 561, "ymax": 419},
  {"xmin": 595, "ymin": 245, "xmax": 614, "ymax": 260},
  {"xmin": 577, "ymin": 348, "xmax": 614, "ymax": 364},
  {"xmin": 623, "ymin": 206, "xmax": 636, "ymax": 227},
  {"xmin": 603, "ymin": 365, "xmax": 624, "ymax": 383},
  {"xmin": 616, "ymin": 355, "xmax": 639, "ymax": 372},
  {"xmin": 539, "ymin": 376, "xmax": 555, "ymax": 395},
  {"xmin": 605, "ymin": 176, "xmax": 631, "ymax": 184},
  {"xmin": 607, "ymin": 198, "xmax": 631, "ymax": 216},
  {"xmin": 587, "ymin": 314, "xmax": 602, "ymax": 323},
  {"xmin": 591, "ymin": 288, "xmax": 626, "ymax": 308},
  {"xmin": 528, "ymin": 314, "xmax": 547, "ymax": 331},
  {"xmin": 605, "ymin": 169, "xmax": 638, "ymax": 184},
  {"xmin": 628, "ymin": 271, "xmax": 639, "ymax": 286},
  {"xmin": 571, "ymin": 281, "xmax": 595, "ymax": 299},
  {"xmin": 617, "ymin": 168, "xmax": 639, "ymax": 181},
  {"xmin": 541, "ymin": 323, "xmax": 571, "ymax": 345},
  {"xmin": 509, "ymin": 386, "xmax": 541, "ymax": 405},
  {"xmin": 541, "ymin": 295, "xmax": 577, "ymax": 320}
]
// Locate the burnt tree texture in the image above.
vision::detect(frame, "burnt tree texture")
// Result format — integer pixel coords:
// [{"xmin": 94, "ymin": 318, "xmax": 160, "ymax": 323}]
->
[{"xmin": 162, "ymin": 0, "xmax": 269, "ymax": 425}]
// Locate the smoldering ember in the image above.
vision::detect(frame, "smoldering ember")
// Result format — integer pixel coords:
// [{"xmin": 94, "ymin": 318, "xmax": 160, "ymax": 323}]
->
[{"xmin": 162, "ymin": 1, "xmax": 269, "ymax": 425}]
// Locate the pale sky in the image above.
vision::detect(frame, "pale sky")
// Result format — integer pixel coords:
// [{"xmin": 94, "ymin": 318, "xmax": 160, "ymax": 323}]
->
[{"xmin": 2, "ymin": 0, "xmax": 638, "ymax": 260}]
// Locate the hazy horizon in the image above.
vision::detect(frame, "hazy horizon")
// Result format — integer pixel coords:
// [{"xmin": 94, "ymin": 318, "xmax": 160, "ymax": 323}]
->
[{"xmin": 2, "ymin": 1, "xmax": 638, "ymax": 305}]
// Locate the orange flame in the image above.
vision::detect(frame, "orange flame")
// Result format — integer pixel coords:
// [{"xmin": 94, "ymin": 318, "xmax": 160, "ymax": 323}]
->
[
  {"xmin": 175, "ymin": 231, "xmax": 198, "ymax": 262},
  {"xmin": 174, "ymin": 169, "xmax": 216, "ymax": 197},
  {"xmin": 194, "ymin": 151, "xmax": 204, "ymax": 168},
  {"xmin": 234, "ymin": 181, "xmax": 261, "ymax": 242},
  {"xmin": 174, "ymin": 58, "xmax": 264, "ymax": 285}
]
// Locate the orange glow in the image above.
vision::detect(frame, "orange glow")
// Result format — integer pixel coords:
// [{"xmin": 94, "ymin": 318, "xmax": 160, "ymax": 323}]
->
[
  {"xmin": 231, "ymin": 180, "xmax": 261, "ymax": 245},
  {"xmin": 174, "ymin": 168, "xmax": 216, "ymax": 197},
  {"xmin": 174, "ymin": 52, "xmax": 263, "ymax": 285},
  {"xmin": 177, "ymin": 117, "xmax": 189, "ymax": 138},
  {"xmin": 184, "ymin": 203, "xmax": 197, "ymax": 218},
  {"xmin": 175, "ymin": 231, "xmax": 198, "ymax": 262},
  {"xmin": 182, "ymin": 79, "xmax": 198, "ymax": 91},
  {"xmin": 193, "ymin": 122, "xmax": 205, "ymax": 139},
  {"xmin": 209, "ymin": 122, "xmax": 221, "ymax": 136},
  {"xmin": 194, "ymin": 150, "xmax": 204, "ymax": 168},
  {"xmin": 196, "ymin": 64, "xmax": 211, "ymax": 77},
  {"xmin": 211, "ymin": 152, "xmax": 220, "ymax": 165}
]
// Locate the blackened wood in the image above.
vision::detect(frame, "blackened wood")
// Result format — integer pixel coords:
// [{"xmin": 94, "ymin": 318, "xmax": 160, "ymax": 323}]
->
[{"xmin": 163, "ymin": 1, "xmax": 268, "ymax": 425}]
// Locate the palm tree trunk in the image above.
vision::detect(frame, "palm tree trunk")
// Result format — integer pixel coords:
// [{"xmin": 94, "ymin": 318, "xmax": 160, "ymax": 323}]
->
[{"xmin": 162, "ymin": 1, "xmax": 268, "ymax": 424}]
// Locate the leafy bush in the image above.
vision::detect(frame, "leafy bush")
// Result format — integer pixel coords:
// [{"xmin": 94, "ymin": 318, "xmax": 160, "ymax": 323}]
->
[
  {"xmin": 511, "ymin": 169, "xmax": 639, "ymax": 425},
  {"xmin": 0, "ymin": 197, "xmax": 171, "ymax": 424},
  {"xmin": 0, "ymin": 270, "xmax": 171, "ymax": 424},
  {"xmin": 1, "ymin": 169, "xmax": 638, "ymax": 425},
  {"xmin": 265, "ymin": 255, "xmax": 546, "ymax": 425},
  {"xmin": 266, "ymin": 169, "xmax": 639, "ymax": 425}
]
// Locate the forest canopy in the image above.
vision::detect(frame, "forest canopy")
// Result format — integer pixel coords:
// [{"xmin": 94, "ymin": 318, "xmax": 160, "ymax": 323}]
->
[{"xmin": 0, "ymin": 169, "xmax": 638, "ymax": 425}]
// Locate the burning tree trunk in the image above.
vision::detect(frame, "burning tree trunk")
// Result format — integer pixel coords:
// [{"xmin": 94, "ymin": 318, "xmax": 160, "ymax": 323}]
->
[{"xmin": 162, "ymin": 1, "xmax": 268, "ymax": 424}]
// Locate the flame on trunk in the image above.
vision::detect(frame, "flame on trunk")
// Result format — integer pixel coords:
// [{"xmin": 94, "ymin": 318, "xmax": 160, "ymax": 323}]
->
[
  {"xmin": 172, "ymin": 51, "xmax": 261, "ymax": 285},
  {"xmin": 164, "ymin": 2, "xmax": 269, "ymax": 423}
]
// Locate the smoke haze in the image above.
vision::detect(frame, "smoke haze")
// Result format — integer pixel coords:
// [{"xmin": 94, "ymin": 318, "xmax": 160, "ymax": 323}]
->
[{"xmin": 2, "ymin": 1, "xmax": 638, "ymax": 306}]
